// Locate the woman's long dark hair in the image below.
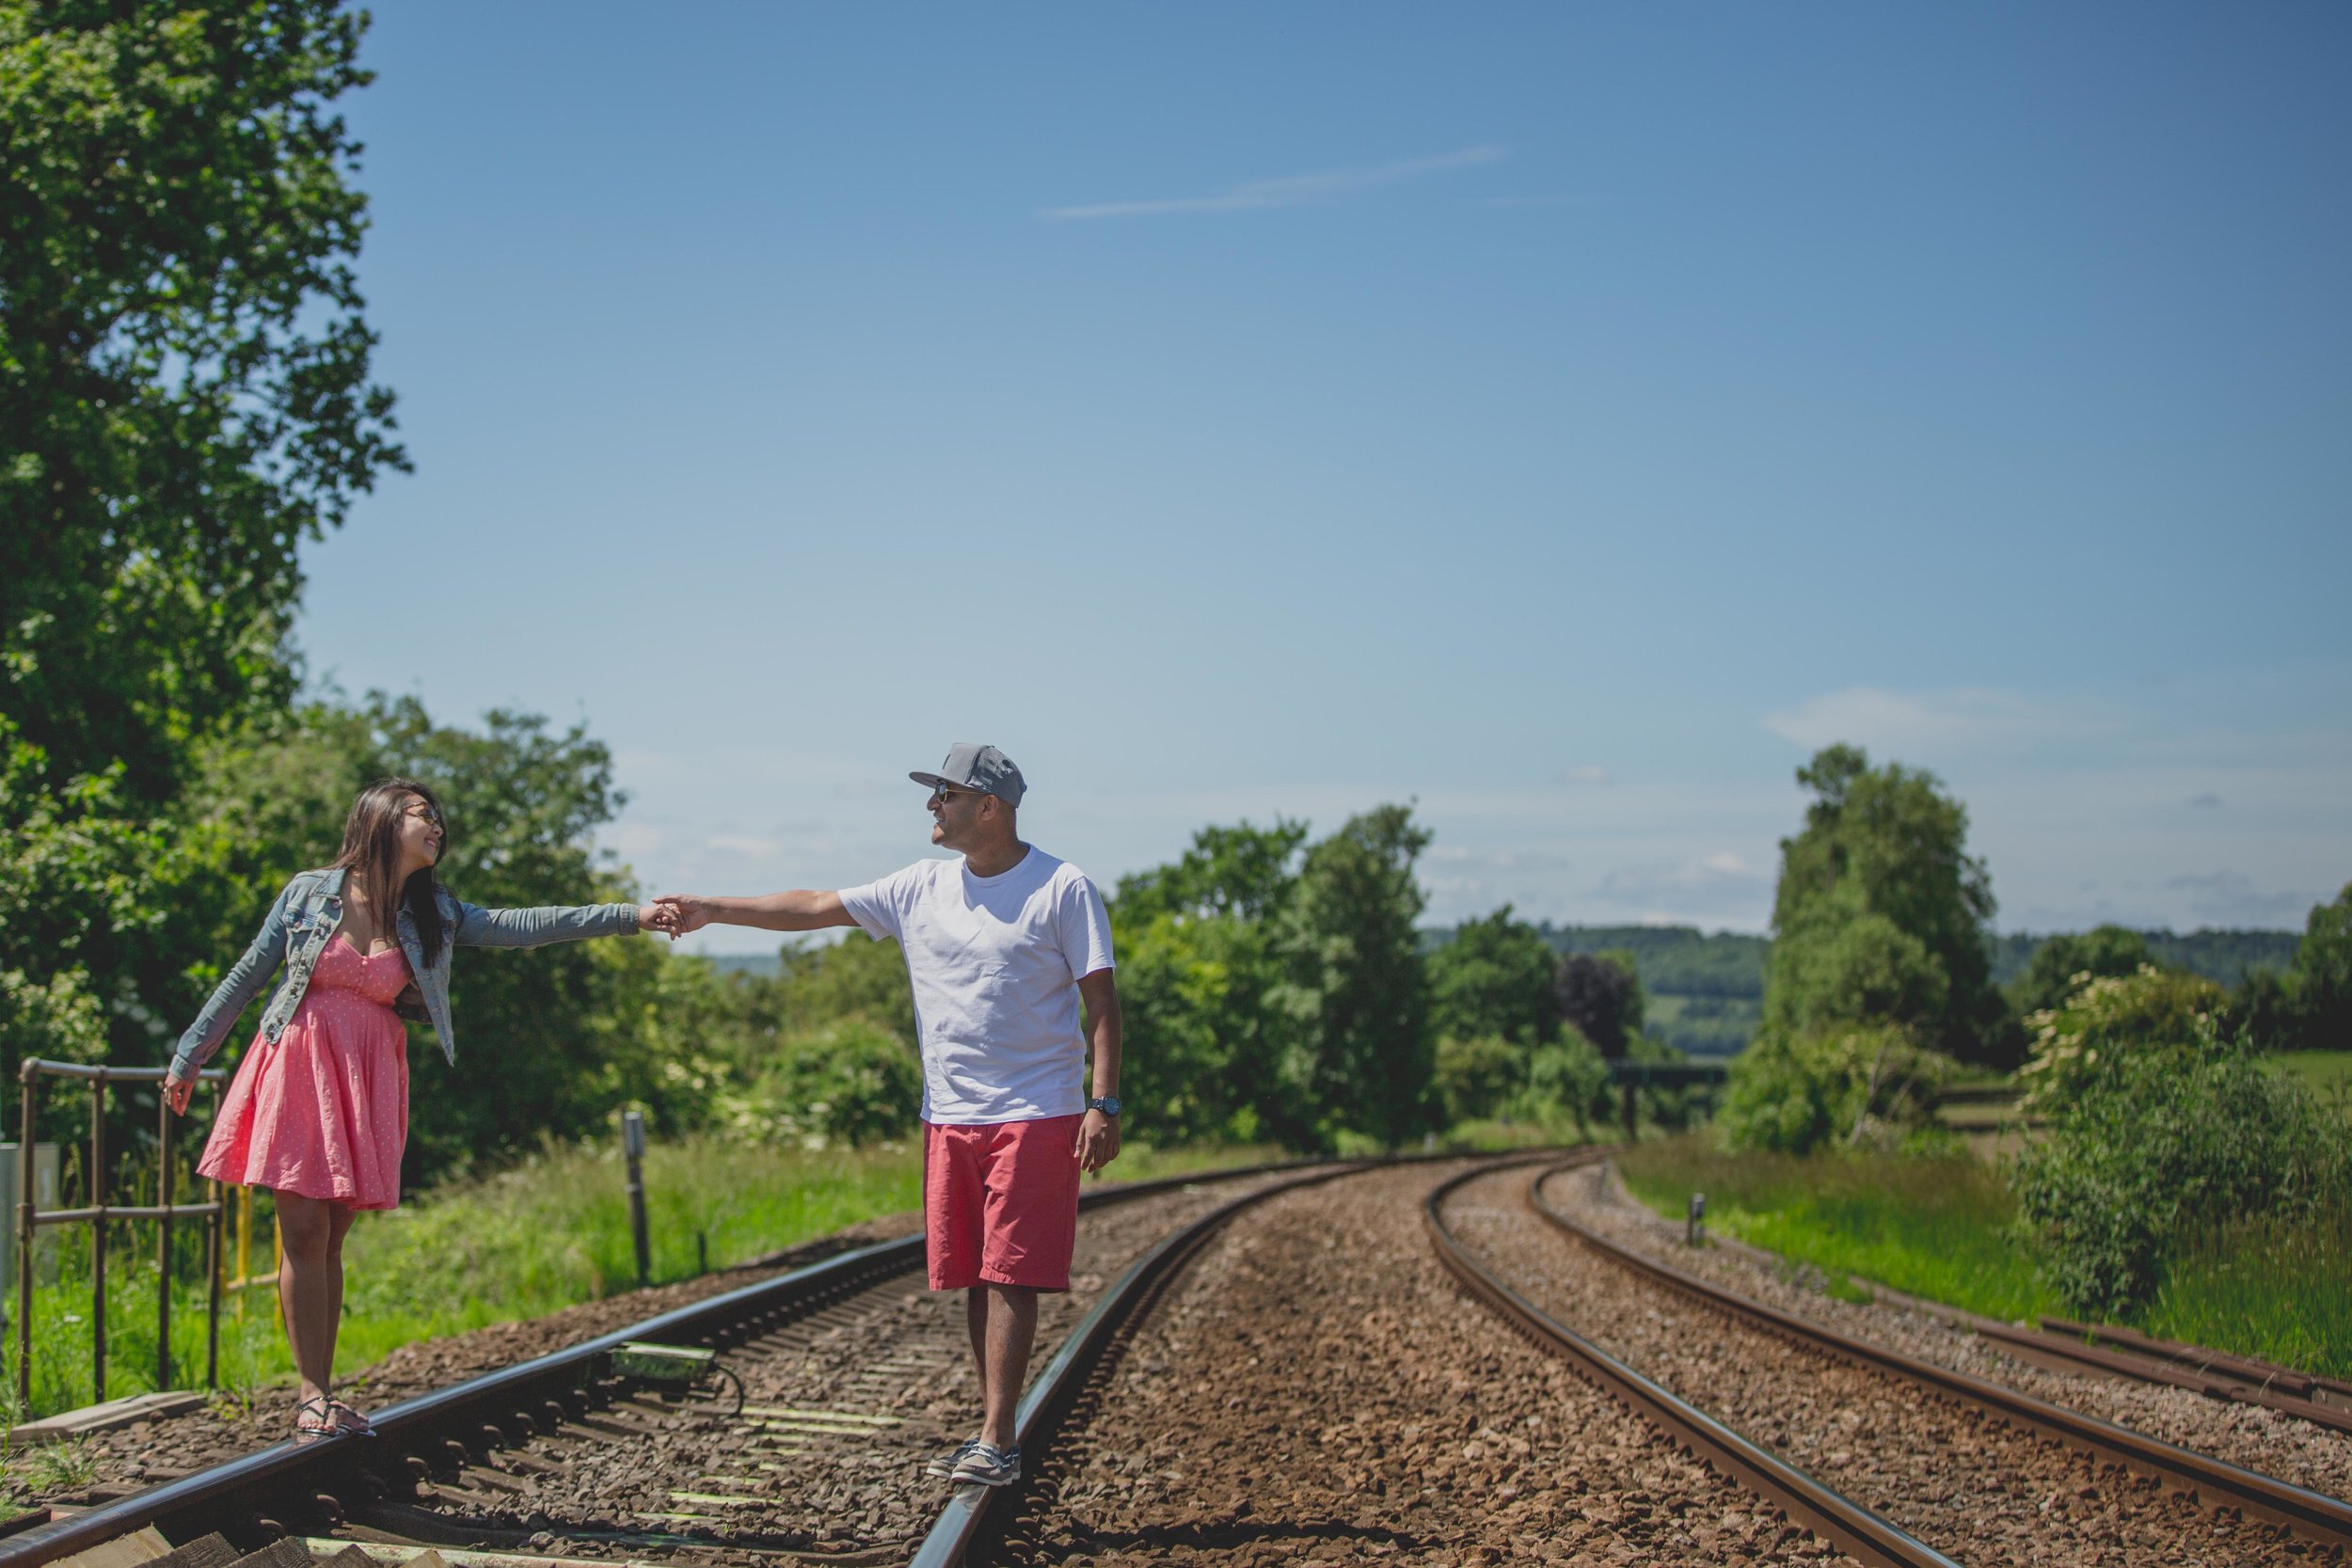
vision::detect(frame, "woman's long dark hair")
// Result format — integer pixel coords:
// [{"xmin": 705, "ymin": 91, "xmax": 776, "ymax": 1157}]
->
[{"xmin": 327, "ymin": 778, "xmax": 448, "ymax": 969}]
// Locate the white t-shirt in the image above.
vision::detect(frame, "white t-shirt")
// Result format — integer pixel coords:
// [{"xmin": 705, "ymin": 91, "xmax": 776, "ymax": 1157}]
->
[{"xmin": 838, "ymin": 846, "xmax": 1115, "ymax": 1125}]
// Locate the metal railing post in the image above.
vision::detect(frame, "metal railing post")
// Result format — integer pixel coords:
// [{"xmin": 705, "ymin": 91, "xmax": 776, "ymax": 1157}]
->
[
  {"xmin": 90, "ymin": 1069, "xmax": 107, "ymax": 1405},
  {"xmin": 206, "ymin": 1178, "xmax": 223, "ymax": 1388},
  {"xmin": 623, "ymin": 1110, "xmax": 650, "ymax": 1289},
  {"xmin": 156, "ymin": 1087, "xmax": 173, "ymax": 1391},
  {"xmin": 17, "ymin": 1064, "xmax": 36, "ymax": 1409}
]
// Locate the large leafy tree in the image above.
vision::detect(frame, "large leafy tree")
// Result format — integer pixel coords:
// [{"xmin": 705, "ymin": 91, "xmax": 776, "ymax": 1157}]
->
[
  {"xmin": 1763, "ymin": 744, "xmax": 2007, "ymax": 1066},
  {"xmin": 1428, "ymin": 905, "xmax": 1561, "ymax": 1050},
  {"xmin": 1271, "ymin": 804, "xmax": 1434, "ymax": 1148},
  {"xmin": 1, "ymin": 0, "xmax": 402, "ymax": 1095},
  {"xmin": 2, "ymin": 0, "xmax": 405, "ymax": 796},
  {"xmin": 2291, "ymin": 881, "xmax": 2352, "ymax": 1052},
  {"xmin": 1108, "ymin": 820, "xmax": 1307, "ymax": 1146}
]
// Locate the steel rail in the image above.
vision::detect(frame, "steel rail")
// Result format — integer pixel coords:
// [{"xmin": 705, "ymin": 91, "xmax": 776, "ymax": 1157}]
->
[
  {"xmin": 1974, "ymin": 1317, "xmax": 2352, "ymax": 1437},
  {"xmin": 1426, "ymin": 1158, "xmax": 1964, "ymax": 1568},
  {"xmin": 0, "ymin": 1155, "xmax": 1334, "ymax": 1568},
  {"xmin": 1526, "ymin": 1164, "xmax": 2352, "ymax": 1553}
]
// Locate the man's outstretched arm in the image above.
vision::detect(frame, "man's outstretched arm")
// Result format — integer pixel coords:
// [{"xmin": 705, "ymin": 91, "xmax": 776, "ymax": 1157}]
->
[{"xmin": 653, "ymin": 890, "xmax": 858, "ymax": 935}]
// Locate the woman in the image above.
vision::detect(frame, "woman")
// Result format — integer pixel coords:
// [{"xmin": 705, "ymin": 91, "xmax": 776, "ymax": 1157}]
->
[{"xmin": 166, "ymin": 779, "xmax": 672, "ymax": 1440}]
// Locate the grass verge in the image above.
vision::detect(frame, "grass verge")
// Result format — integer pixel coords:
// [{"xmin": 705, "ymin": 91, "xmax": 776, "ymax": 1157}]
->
[
  {"xmin": 1615, "ymin": 1133, "xmax": 2057, "ymax": 1323},
  {"xmin": 1616, "ymin": 1131, "xmax": 2350, "ymax": 1379}
]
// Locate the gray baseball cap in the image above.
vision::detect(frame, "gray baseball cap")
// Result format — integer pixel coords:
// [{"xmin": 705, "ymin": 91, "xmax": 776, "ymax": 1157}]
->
[{"xmin": 910, "ymin": 742, "xmax": 1026, "ymax": 807}]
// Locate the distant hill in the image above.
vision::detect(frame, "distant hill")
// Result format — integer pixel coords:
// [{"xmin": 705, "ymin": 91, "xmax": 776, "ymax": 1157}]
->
[
  {"xmin": 1985, "ymin": 928, "xmax": 2301, "ymax": 989},
  {"xmin": 1418, "ymin": 921, "xmax": 2303, "ymax": 1061},
  {"xmin": 1533, "ymin": 924, "xmax": 1765, "ymax": 1058}
]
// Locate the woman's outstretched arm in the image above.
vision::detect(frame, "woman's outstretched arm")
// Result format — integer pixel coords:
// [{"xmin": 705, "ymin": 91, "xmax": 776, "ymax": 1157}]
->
[{"xmin": 453, "ymin": 898, "xmax": 669, "ymax": 948}]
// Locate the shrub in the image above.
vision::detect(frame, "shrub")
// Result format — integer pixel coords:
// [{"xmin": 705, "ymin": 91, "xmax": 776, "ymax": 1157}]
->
[
  {"xmin": 2010, "ymin": 1019, "xmax": 2347, "ymax": 1318},
  {"xmin": 1433, "ymin": 1034, "xmax": 1522, "ymax": 1125},
  {"xmin": 2015, "ymin": 965, "xmax": 2226, "ymax": 1117},
  {"xmin": 1503, "ymin": 1029, "xmax": 1612, "ymax": 1132},
  {"xmin": 1721, "ymin": 1024, "xmax": 1954, "ymax": 1156},
  {"xmin": 723, "ymin": 1019, "xmax": 923, "ymax": 1148}
]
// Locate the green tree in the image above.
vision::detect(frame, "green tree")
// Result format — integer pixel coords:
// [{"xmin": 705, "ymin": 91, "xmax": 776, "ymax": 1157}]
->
[
  {"xmin": 2007, "ymin": 925, "xmax": 2156, "ymax": 1018},
  {"xmin": 1270, "ymin": 804, "xmax": 1433, "ymax": 1148},
  {"xmin": 1107, "ymin": 819, "xmax": 1311, "ymax": 1146},
  {"xmin": 1, "ymin": 0, "xmax": 403, "ymax": 1098},
  {"xmin": 1763, "ymin": 744, "xmax": 2007, "ymax": 1065},
  {"xmin": 2, "ymin": 0, "xmax": 405, "ymax": 800},
  {"xmin": 1115, "ymin": 818, "xmax": 1307, "ymax": 925},
  {"xmin": 1113, "ymin": 911, "xmax": 1289, "ymax": 1146},
  {"xmin": 2291, "ymin": 881, "xmax": 2352, "ymax": 1052},
  {"xmin": 1431, "ymin": 1033, "xmax": 1521, "ymax": 1125},
  {"xmin": 1427, "ymin": 905, "xmax": 1562, "ymax": 1049}
]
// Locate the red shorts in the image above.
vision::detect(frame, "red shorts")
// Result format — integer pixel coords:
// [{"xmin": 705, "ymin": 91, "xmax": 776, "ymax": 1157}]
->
[{"xmin": 922, "ymin": 1115, "xmax": 1083, "ymax": 1291}]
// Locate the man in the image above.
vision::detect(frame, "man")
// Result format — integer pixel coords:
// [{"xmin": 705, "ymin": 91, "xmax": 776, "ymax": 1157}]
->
[{"xmin": 654, "ymin": 742, "xmax": 1120, "ymax": 1489}]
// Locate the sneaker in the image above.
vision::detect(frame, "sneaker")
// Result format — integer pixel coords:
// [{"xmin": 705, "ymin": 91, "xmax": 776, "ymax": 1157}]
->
[
  {"xmin": 926, "ymin": 1437, "xmax": 982, "ymax": 1479},
  {"xmin": 949, "ymin": 1441, "xmax": 1022, "ymax": 1487}
]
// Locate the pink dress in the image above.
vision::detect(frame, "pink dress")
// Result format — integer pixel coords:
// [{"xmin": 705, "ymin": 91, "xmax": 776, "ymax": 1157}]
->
[{"xmin": 198, "ymin": 935, "xmax": 412, "ymax": 1210}]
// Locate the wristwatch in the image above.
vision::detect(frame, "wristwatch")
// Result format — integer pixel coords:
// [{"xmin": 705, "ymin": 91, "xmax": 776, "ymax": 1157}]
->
[{"xmin": 1087, "ymin": 1096, "xmax": 1121, "ymax": 1117}]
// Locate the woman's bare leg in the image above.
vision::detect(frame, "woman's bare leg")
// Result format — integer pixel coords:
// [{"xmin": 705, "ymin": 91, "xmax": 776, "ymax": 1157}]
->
[{"xmin": 274, "ymin": 1192, "xmax": 355, "ymax": 1408}]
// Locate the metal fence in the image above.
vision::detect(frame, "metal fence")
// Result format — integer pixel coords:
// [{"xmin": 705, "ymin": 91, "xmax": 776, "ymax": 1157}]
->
[{"xmin": 14, "ymin": 1059, "xmax": 229, "ymax": 1408}]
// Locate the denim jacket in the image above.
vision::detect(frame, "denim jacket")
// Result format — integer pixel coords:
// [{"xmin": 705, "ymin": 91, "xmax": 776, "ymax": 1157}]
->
[{"xmin": 169, "ymin": 867, "xmax": 643, "ymax": 1077}]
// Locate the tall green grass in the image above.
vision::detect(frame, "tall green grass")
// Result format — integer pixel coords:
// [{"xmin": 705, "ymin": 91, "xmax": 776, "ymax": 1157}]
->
[
  {"xmin": 1615, "ymin": 1134, "xmax": 2057, "ymax": 1323},
  {"xmin": 2142, "ymin": 1204, "xmax": 2351, "ymax": 1378},
  {"xmin": 0, "ymin": 1134, "xmax": 1281, "ymax": 1421}
]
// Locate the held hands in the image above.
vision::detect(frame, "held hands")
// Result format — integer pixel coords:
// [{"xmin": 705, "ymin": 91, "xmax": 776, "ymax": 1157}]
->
[
  {"xmin": 1075, "ymin": 1107, "xmax": 1120, "ymax": 1173},
  {"xmin": 637, "ymin": 901, "xmax": 691, "ymax": 940},
  {"xmin": 646, "ymin": 895, "xmax": 713, "ymax": 939}
]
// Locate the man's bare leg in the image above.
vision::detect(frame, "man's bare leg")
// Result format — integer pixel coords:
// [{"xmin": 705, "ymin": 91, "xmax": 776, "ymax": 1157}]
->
[{"xmin": 968, "ymin": 1282, "xmax": 1038, "ymax": 1450}]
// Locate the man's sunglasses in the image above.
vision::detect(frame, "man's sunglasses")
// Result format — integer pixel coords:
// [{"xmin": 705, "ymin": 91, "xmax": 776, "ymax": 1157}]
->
[{"xmin": 928, "ymin": 784, "xmax": 981, "ymax": 807}]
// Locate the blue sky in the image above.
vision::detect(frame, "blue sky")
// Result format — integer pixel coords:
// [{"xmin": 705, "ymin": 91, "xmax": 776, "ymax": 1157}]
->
[{"xmin": 296, "ymin": 4, "xmax": 2352, "ymax": 951}]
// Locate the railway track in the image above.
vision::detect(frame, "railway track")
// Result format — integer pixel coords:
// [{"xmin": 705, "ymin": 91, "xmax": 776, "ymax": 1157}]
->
[
  {"xmin": 0, "ymin": 1156, "xmax": 1377, "ymax": 1568},
  {"xmin": 1435, "ymin": 1159, "xmax": 2352, "ymax": 1565},
  {"xmin": 1978, "ymin": 1316, "xmax": 2352, "ymax": 1438},
  {"xmin": 24, "ymin": 1147, "xmax": 2336, "ymax": 1568}
]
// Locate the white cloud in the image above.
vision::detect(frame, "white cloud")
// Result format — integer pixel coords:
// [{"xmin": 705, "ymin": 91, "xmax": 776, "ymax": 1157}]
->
[
  {"xmin": 1761, "ymin": 685, "xmax": 2074, "ymax": 755},
  {"xmin": 1042, "ymin": 145, "xmax": 1505, "ymax": 221},
  {"xmin": 1566, "ymin": 765, "xmax": 1612, "ymax": 785}
]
